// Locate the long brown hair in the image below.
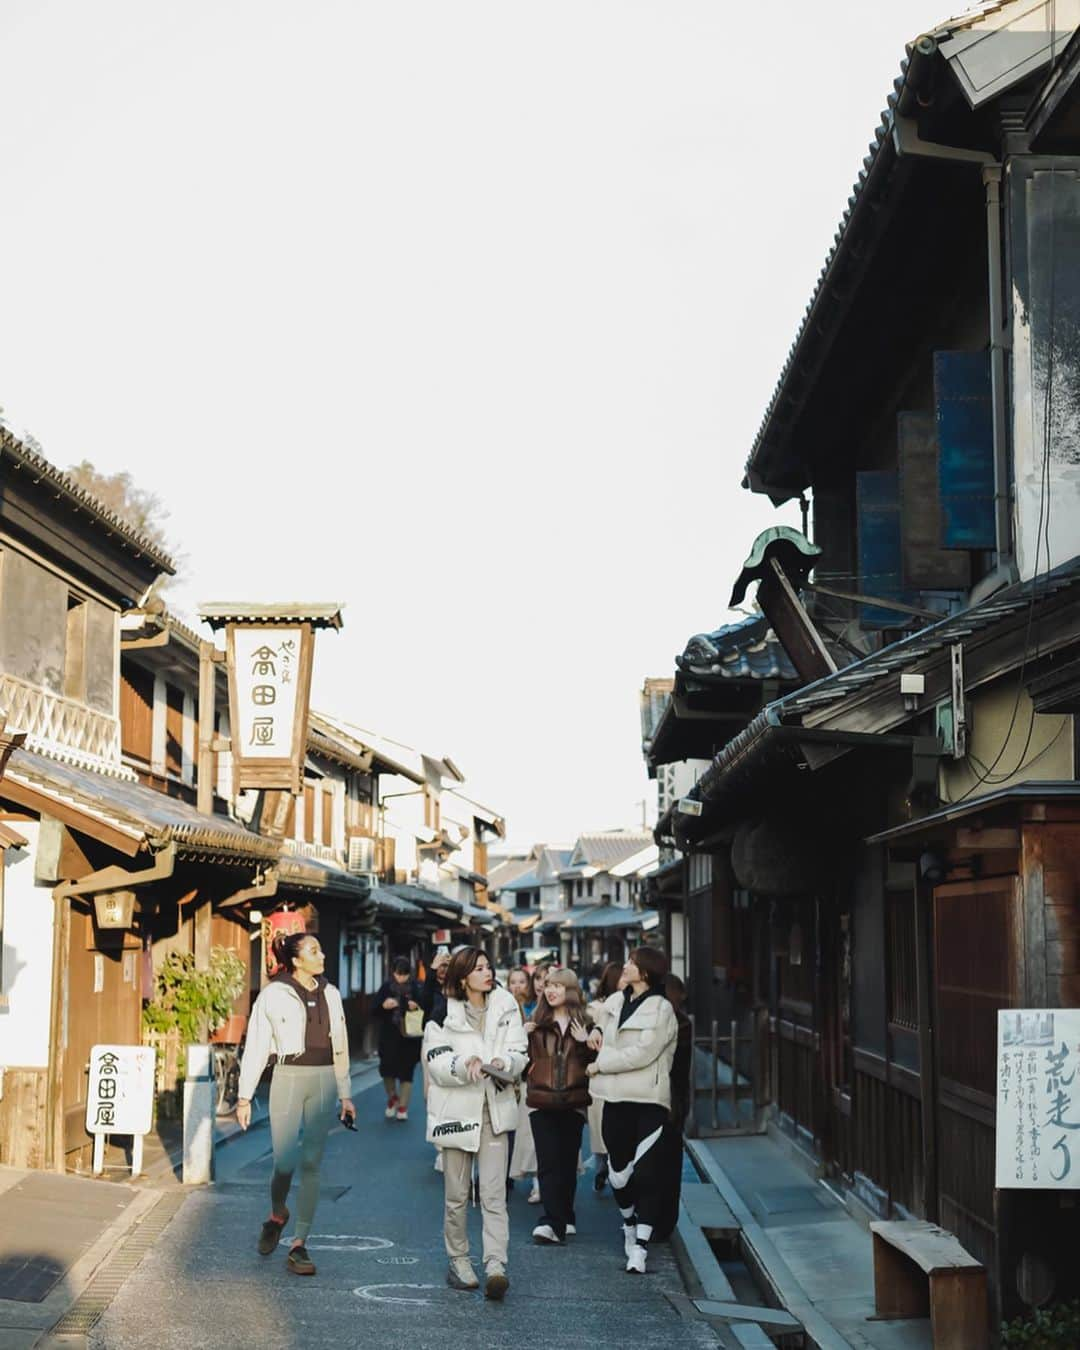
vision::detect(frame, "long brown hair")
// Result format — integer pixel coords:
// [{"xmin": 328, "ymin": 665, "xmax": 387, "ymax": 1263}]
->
[
  {"xmin": 534, "ymin": 969, "xmax": 590, "ymax": 1032},
  {"xmin": 594, "ymin": 960, "xmax": 623, "ymax": 1000}
]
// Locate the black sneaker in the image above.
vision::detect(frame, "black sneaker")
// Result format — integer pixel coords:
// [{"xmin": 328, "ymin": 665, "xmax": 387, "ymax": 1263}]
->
[
  {"xmin": 287, "ymin": 1244, "xmax": 316, "ymax": 1276},
  {"xmin": 594, "ymin": 1161, "xmax": 609, "ymax": 1192},
  {"xmin": 257, "ymin": 1209, "xmax": 289, "ymax": 1255}
]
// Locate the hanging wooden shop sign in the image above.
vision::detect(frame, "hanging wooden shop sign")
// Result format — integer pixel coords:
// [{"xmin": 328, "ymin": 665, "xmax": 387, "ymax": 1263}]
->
[
  {"xmin": 226, "ymin": 622, "xmax": 315, "ymax": 794},
  {"xmin": 198, "ymin": 602, "xmax": 343, "ymax": 797}
]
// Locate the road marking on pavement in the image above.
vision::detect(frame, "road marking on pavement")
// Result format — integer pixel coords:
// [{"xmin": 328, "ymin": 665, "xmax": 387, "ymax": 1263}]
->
[
  {"xmin": 308, "ymin": 1234, "xmax": 394, "ymax": 1251},
  {"xmin": 377, "ymin": 1256, "xmax": 419, "ymax": 1265},
  {"xmin": 353, "ymin": 1283, "xmax": 437, "ymax": 1306}
]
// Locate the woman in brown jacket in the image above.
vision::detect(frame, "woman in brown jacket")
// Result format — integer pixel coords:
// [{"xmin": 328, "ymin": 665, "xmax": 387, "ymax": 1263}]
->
[{"xmin": 525, "ymin": 969, "xmax": 601, "ymax": 1245}]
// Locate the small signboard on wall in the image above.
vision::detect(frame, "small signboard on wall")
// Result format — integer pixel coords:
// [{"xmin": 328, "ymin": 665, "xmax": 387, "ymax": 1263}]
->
[
  {"xmin": 86, "ymin": 1044, "xmax": 157, "ymax": 1177},
  {"xmin": 996, "ymin": 1010, "xmax": 1080, "ymax": 1189}
]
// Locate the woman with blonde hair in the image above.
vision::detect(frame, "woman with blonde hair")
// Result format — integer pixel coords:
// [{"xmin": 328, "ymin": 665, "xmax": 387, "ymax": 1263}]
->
[
  {"xmin": 525, "ymin": 969, "xmax": 600, "ymax": 1244},
  {"xmin": 423, "ymin": 946, "xmax": 526, "ymax": 1299}
]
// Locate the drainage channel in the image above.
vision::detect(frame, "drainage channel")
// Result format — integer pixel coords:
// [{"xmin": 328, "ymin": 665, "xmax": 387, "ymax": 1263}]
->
[{"xmin": 48, "ymin": 1191, "xmax": 188, "ymax": 1336}]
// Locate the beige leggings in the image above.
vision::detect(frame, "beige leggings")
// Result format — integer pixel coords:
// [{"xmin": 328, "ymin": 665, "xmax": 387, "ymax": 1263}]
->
[{"xmin": 441, "ymin": 1109, "xmax": 509, "ymax": 1267}]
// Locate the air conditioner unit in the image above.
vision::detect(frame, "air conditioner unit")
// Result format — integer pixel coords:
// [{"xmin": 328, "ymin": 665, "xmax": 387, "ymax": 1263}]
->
[
  {"xmin": 347, "ymin": 837, "xmax": 376, "ymax": 875},
  {"xmin": 354, "ymin": 871, "xmax": 378, "ymax": 889}
]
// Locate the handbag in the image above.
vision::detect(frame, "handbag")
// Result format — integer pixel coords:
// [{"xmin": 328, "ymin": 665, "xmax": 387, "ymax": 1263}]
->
[{"xmin": 402, "ymin": 1007, "xmax": 425, "ymax": 1039}]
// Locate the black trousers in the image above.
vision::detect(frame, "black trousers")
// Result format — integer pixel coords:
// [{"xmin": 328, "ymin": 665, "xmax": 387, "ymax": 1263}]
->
[
  {"xmin": 601, "ymin": 1101, "xmax": 669, "ymax": 1231},
  {"xmin": 530, "ymin": 1109, "xmax": 584, "ymax": 1239}
]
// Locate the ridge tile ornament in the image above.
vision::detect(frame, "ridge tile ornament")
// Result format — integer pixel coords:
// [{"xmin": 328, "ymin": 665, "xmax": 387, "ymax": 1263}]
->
[{"xmin": 198, "ymin": 603, "xmax": 343, "ymax": 795}]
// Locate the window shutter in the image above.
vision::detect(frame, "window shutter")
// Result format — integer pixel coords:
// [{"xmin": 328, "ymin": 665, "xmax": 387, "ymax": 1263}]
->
[
  {"xmin": 856, "ymin": 469, "xmax": 910, "ymax": 628},
  {"xmin": 935, "ymin": 350, "xmax": 995, "ymax": 550},
  {"xmin": 898, "ymin": 411, "xmax": 971, "ymax": 591}
]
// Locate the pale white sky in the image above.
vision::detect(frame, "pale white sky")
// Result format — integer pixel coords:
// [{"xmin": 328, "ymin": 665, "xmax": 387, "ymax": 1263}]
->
[{"xmin": 0, "ymin": 0, "xmax": 948, "ymax": 843}]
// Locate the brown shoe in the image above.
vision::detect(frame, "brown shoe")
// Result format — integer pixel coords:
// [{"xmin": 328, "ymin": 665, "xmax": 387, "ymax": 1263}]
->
[
  {"xmin": 257, "ymin": 1209, "xmax": 289, "ymax": 1255},
  {"xmin": 287, "ymin": 1243, "xmax": 316, "ymax": 1276},
  {"xmin": 484, "ymin": 1262, "xmax": 509, "ymax": 1300}
]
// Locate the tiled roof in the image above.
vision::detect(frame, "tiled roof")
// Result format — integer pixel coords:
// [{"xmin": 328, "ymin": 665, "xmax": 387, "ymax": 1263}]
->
[
  {"xmin": 744, "ymin": 1, "xmax": 1012, "ymax": 495},
  {"xmin": 0, "ymin": 429, "xmax": 176, "ymax": 572},
  {"xmin": 678, "ymin": 615, "xmax": 798, "ymax": 683},
  {"xmin": 573, "ymin": 831, "xmax": 655, "ymax": 868},
  {"xmin": 4, "ymin": 748, "xmax": 278, "ymax": 863}
]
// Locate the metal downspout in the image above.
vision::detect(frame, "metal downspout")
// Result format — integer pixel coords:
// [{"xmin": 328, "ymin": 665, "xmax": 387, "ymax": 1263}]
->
[{"xmin": 983, "ymin": 163, "xmax": 1014, "ymax": 572}]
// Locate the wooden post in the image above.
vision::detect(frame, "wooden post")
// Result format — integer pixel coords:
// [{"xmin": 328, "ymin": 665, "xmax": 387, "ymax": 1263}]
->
[
  {"xmin": 710, "ymin": 1019, "xmax": 719, "ymax": 1130},
  {"xmin": 197, "ymin": 640, "xmax": 216, "ymax": 818},
  {"xmin": 46, "ymin": 890, "xmax": 70, "ymax": 1174},
  {"xmin": 914, "ymin": 881, "xmax": 938, "ymax": 1220}
]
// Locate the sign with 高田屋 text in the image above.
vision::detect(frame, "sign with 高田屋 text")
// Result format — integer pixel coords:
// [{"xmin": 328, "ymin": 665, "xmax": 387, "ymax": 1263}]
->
[
  {"xmin": 226, "ymin": 623, "xmax": 314, "ymax": 793},
  {"xmin": 996, "ymin": 1010, "xmax": 1080, "ymax": 1188},
  {"xmin": 86, "ymin": 1044, "xmax": 156, "ymax": 1137}
]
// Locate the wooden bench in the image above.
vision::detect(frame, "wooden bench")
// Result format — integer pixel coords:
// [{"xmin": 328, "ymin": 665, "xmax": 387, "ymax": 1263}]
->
[{"xmin": 870, "ymin": 1220, "xmax": 988, "ymax": 1349}]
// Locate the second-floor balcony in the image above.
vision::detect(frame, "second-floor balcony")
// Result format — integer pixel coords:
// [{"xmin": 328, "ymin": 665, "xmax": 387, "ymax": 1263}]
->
[{"xmin": 2, "ymin": 672, "xmax": 123, "ymax": 775}]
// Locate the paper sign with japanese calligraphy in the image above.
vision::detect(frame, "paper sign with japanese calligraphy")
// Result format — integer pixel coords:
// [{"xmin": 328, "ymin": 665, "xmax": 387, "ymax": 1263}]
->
[
  {"xmin": 996, "ymin": 1010, "xmax": 1080, "ymax": 1189},
  {"xmin": 226, "ymin": 623, "xmax": 315, "ymax": 793},
  {"xmin": 85, "ymin": 1044, "xmax": 156, "ymax": 1137}
]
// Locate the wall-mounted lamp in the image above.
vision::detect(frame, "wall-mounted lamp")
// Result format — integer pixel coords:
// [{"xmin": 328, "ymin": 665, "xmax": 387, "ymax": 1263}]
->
[
  {"xmin": 901, "ymin": 672, "xmax": 925, "ymax": 712},
  {"xmin": 918, "ymin": 848, "xmax": 946, "ymax": 885}
]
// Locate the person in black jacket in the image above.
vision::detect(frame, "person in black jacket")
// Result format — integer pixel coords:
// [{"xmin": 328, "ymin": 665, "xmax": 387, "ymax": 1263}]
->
[{"xmin": 374, "ymin": 957, "xmax": 424, "ymax": 1121}]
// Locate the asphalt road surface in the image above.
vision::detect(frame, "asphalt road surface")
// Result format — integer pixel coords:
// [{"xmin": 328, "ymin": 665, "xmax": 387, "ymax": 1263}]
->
[{"xmin": 88, "ymin": 1079, "xmax": 717, "ymax": 1350}]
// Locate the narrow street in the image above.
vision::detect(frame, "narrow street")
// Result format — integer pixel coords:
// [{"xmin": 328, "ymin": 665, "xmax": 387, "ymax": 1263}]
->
[{"xmin": 85, "ymin": 1078, "xmax": 717, "ymax": 1350}]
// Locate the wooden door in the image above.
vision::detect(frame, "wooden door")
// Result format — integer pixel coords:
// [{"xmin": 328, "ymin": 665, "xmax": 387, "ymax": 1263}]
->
[
  {"xmin": 932, "ymin": 875, "xmax": 1019, "ymax": 1270},
  {"xmin": 61, "ymin": 907, "xmax": 142, "ymax": 1157}
]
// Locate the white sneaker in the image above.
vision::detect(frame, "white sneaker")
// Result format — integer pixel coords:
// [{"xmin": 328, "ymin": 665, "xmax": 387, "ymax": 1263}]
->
[
  {"xmin": 532, "ymin": 1223, "xmax": 562, "ymax": 1245},
  {"xmin": 527, "ymin": 1179, "xmax": 541, "ymax": 1204},
  {"xmin": 385, "ymin": 1099, "xmax": 398, "ymax": 1119},
  {"xmin": 623, "ymin": 1224, "xmax": 637, "ymax": 1260},
  {"xmin": 565, "ymin": 1224, "xmax": 576, "ymax": 1236},
  {"xmin": 625, "ymin": 1245, "xmax": 647, "ymax": 1275}
]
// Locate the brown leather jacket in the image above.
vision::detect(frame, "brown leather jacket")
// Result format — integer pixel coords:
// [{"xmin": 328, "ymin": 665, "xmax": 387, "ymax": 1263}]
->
[{"xmin": 526, "ymin": 1020, "xmax": 597, "ymax": 1110}]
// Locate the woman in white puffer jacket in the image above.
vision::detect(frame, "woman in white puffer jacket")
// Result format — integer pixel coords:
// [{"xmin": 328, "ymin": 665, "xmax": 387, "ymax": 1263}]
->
[
  {"xmin": 423, "ymin": 947, "xmax": 526, "ymax": 1301},
  {"xmin": 587, "ymin": 946, "xmax": 677, "ymax": 1276}
]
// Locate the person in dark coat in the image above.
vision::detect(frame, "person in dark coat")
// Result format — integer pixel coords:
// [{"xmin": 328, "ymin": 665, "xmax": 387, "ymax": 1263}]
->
[
  {"xmin": 374, "ymin": 957, "xmax": 424, "ymax": 1121},
  {"xmin": 653, "ymin": 972, "xmax": 693, "ymax": 1242},
  {"xmin": 420, "ymin": 947, "xmax": 450, "ymax": 1028}
]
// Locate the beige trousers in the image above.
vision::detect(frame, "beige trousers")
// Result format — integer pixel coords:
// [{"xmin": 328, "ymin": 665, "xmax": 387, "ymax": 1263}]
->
[{"xmin": 442, "ymin": 1109, "xmax": 509, "ymax": 1267}]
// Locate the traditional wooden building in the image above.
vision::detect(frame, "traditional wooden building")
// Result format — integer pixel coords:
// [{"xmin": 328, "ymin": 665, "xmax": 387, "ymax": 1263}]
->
[{"xmin": 658, "ymin": 2, "xmax": 1080, "ymax": 1325}]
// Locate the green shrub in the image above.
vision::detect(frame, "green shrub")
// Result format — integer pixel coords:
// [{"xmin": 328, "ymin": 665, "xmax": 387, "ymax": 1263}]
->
[
  {"xmin": 1001, "ymin": 1299, "xmax": 1080, "ymax": 1348},
  {"xmin": 142, "ymin": 946, "xmax": 246, "ymax": 1046}
]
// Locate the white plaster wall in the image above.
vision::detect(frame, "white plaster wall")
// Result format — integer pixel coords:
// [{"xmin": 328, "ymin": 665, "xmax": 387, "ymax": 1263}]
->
[{"xmin": 0, "ymin": 824, "xmax": 54, "ymax": 1068}]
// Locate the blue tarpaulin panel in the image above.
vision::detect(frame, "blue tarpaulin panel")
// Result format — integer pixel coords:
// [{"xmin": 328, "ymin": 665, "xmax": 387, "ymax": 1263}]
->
[
  {"xmin": 935, "ymin": 349, "xmax": 995, "ymax": 550},
  {"xmin": 857, "ymin": 469, "xmax": 913, "ymax": 629}
]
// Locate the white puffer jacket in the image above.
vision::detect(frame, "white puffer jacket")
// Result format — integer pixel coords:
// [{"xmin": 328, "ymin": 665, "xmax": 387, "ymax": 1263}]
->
[
  {"xmin": 238, "ymin": 978, "xmax": 351, "ymax": 1102},
  {"xmin": 423, "ymin": 985, "xmax": 527, "ymax": 1152},
  {"xmin": 588, "ymin": 989, "xmax": 678, "ymax": 1109}
]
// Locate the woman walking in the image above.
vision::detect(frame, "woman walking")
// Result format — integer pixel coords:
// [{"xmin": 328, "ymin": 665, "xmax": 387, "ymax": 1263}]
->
[
  {"xmin": 587, "ymin": 947, "xmax": 677, "ymax": 1275},
  {"xmin": 373, "ymin": 956, "xmax": 424, "ymax": 1121},
  {"xmin": 525, "ymin": 970, "xmax": 599, "ymax": 1245},
  {"xmin": 586, "ymin": 960, "xmax": 624, "ymax": 1191},
  {"xmin": 510, "ymin": 961, "xmax": 549, "ymax": 1201},
  {"xmin": 423, "ymin": 947, "xmax": 527, "ymax": 1300},
  {"xmin": 236, "ymin": 932, "xmax": 356, "ymax": 1277}
]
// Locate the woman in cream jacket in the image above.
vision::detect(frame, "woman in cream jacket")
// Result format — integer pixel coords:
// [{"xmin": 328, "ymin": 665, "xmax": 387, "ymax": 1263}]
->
[
  {"xmin": 423, "ymin": 948, "xmax": 527, "ymax": 1300},
  {"xmin": 587, "ymin": 946, "xmax": 677, "ymax": 1275}
]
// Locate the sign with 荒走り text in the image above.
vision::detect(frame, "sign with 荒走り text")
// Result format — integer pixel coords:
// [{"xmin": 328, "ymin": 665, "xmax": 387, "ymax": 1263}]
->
[
  {"xmin": 996, "ymin": 1010, "xmax": 1080, "ymax": 1188},
  {"xmin": 226, "ymin": 623, "xmax": 314, "ymax": 793},
  {"xmin": 85, "ymin": 1044, "xmax": 156, "ymax": 1137}
]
